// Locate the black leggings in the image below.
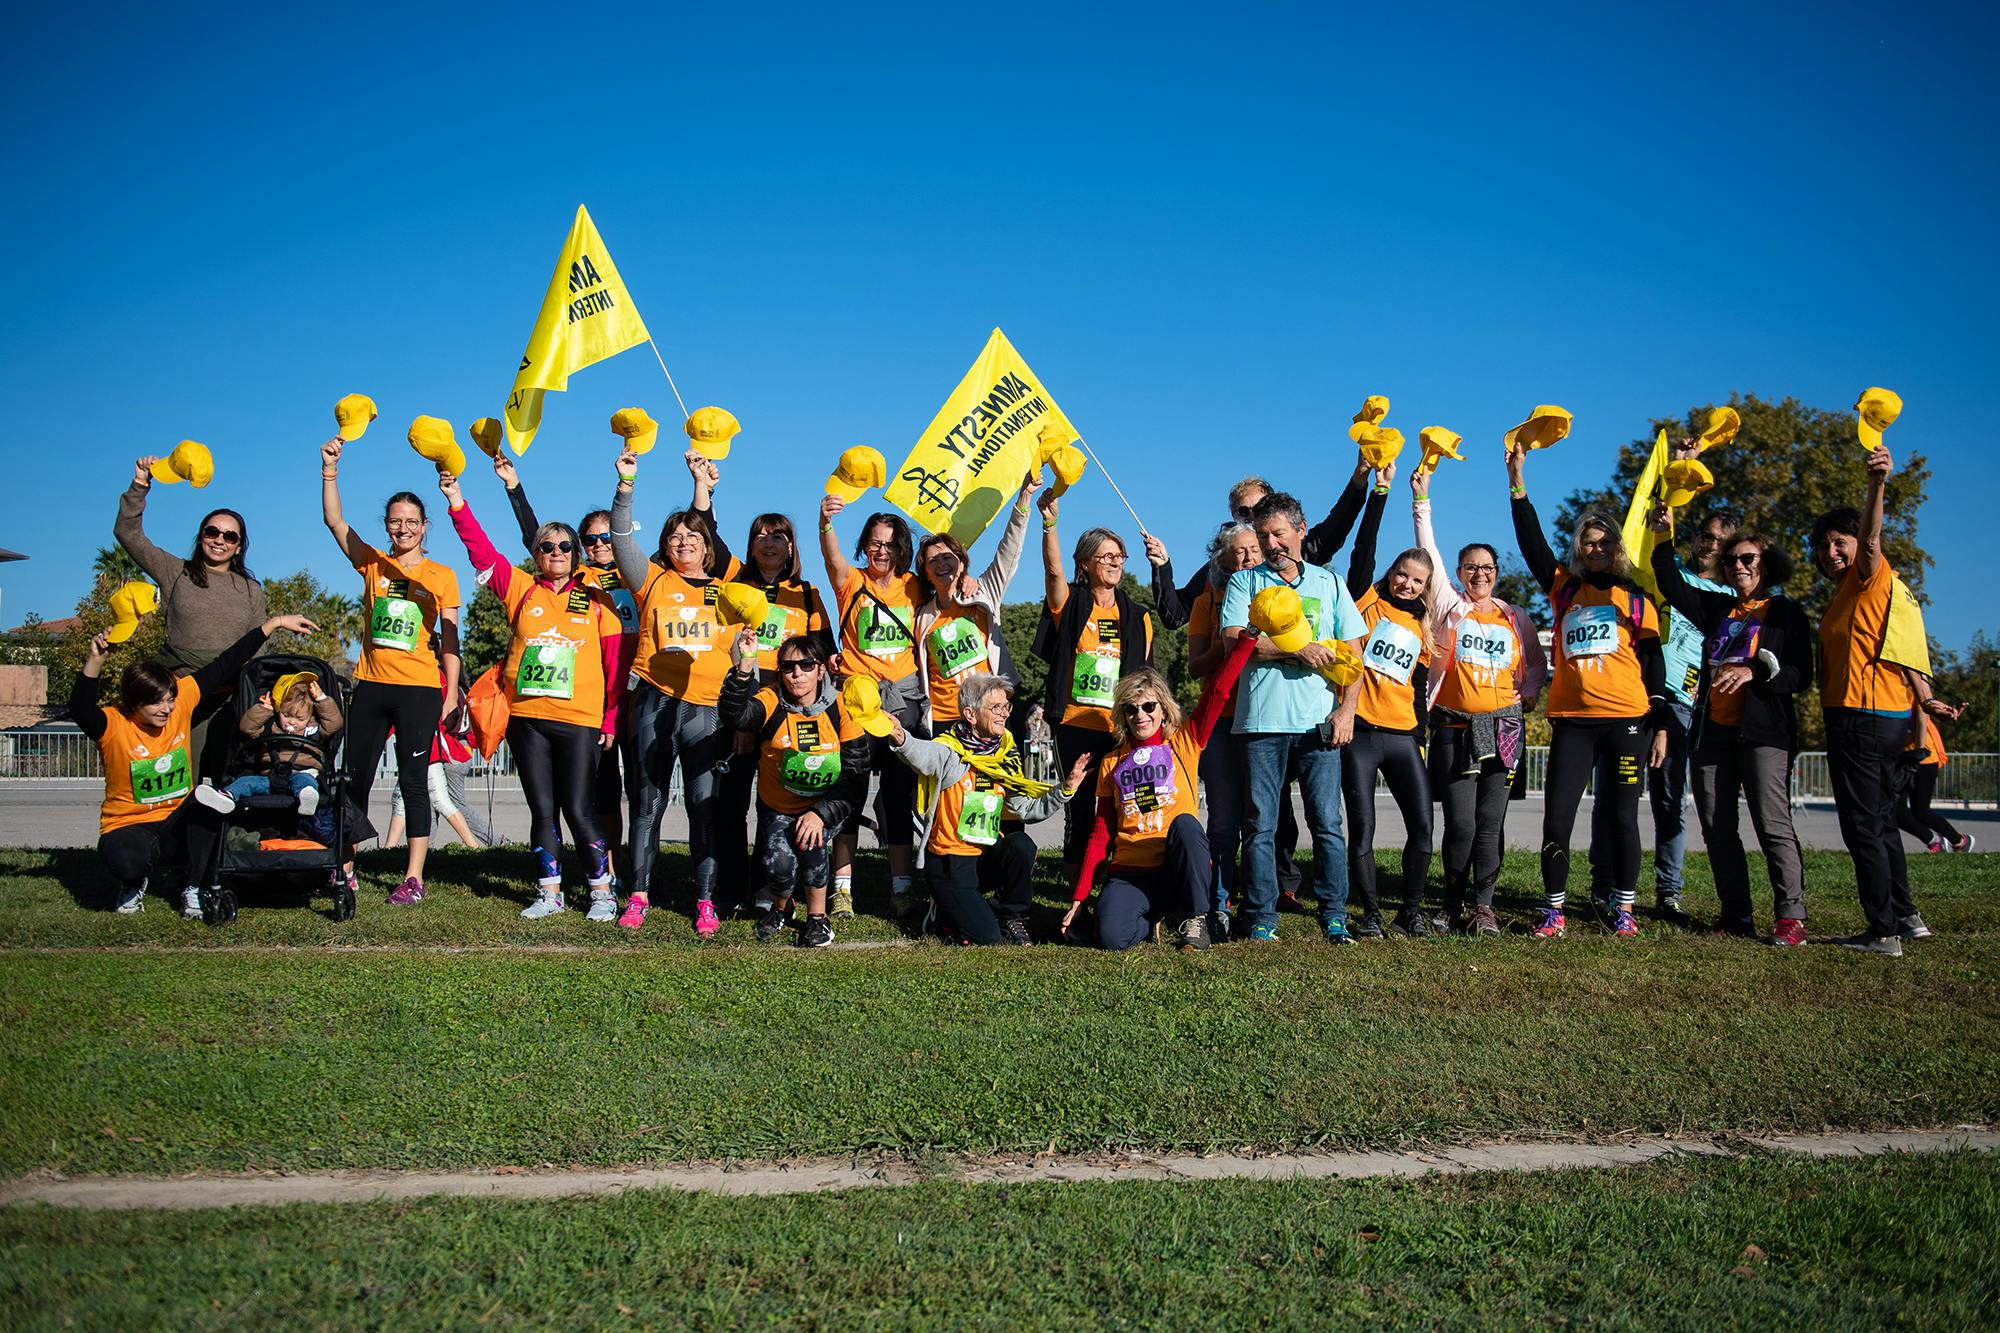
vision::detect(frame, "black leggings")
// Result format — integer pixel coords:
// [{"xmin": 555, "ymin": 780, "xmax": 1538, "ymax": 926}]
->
[
  {"xmin": 1056, "ymin": 722, "xmax": 1117, "ymax": 863},
  {"xmin": 96, "ymin": 799, "xmax": 223, "ymax": 895},
  {"xmin": 1542, "ymin": 716, "xmax": 1648, "ymax": 910},
  {"xmin": 1430, "ymin": 724, "xmax": 1511, "ymax": 913},
  {"xmin": 347, "ymin": 680, "xmax": 442, "ymax": 841},
  {"xmin": 590, "ymin": 705, "xmax": 641, "ymax": 882},
  {"xmin": 1339, "ymin": 725, "xmax": 1433, "ymax": 917},
  {"xmin": 508, "ymin": 717, "xmax": 609, "ymax": 887},
  {"xmin": 1896, "ymin": 765, "xmax": 1962, "ymax": 847}
]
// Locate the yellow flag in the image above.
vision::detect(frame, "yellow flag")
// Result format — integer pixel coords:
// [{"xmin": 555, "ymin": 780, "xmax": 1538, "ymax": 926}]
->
[
  {"xmin": 884, "ymin": 328, "xmax": 1078, "ymax": 544},
  {"xmin": 503, "ymin": 206, "xmax": 651, "ymax": 455},
  {"xmin": 1622, "ymin": 429, "xmax": 1671, "ymax": 602}
]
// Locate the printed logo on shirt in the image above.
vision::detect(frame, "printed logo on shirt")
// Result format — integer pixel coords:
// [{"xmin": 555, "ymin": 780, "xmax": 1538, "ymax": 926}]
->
[{"xmin": 567, "ymin": 589, "xmax": 593, "ymax": 616}]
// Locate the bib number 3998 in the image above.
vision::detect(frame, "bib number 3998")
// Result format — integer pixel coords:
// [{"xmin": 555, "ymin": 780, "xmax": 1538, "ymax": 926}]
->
[{"xmin": 1072, "ymin": 650, "xmax": 1120, "ymax": 709}]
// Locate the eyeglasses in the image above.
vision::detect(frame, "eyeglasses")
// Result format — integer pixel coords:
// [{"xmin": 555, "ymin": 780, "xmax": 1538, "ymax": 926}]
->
[
  {"xmin": 666, "ymin": 533, "xmax": 704, "ymax": 546},
  {"xmin": 1120, "ymin": 700, "xmax": 1161, "ymax": 718},
  {"xmin": 538, "ymin": 540, "xmax": 575, "ymax": 555},
  {"xmin": 779, "ymin": 660, "xmax": 819, "ymax": 675},
  {"xmin": 200, "ymin": 525, "xmax": 242, "ymax": 544},
  {"xmin": 385, "ymin": 520, "xmax": 425, "ymax": 531},
  {"xmin": 1729, "ymin": 551, "xmax": 1761, "ymax": 567},
  {"xmin": 864, "ymin": 540, "xmax": 897, "ymax": 553},
  {"xmin": 581, "ymin": 532, "xmax": 613, "ymax": 546},
  {"xmin": 1093, "ymin": 552, "xmax": 1127, "ymax": 565},
  {"xmin": 1459, "ymin": 563, "xmax": 1497, "ymax": 575},
  {"xmin": 755, "ymin": 531, "xmax": 792, "ymax": 544}
]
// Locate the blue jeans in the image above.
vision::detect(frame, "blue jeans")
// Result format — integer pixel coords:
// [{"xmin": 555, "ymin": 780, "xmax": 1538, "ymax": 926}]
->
[
  {"xmin": 225, "ymin": 771, "xmax": 317, "ymax": 802},
  {"xmin": 1590, "ymin": 700, "xmax": 1690, "ymax": 900},
  {"xmin": 1238, "ymin": 731, "xmax": 1347, "ymax": 929}
]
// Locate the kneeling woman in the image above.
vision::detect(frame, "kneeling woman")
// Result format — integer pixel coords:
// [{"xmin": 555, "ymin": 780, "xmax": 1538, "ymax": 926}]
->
[
  {"xmin": 72, "ymin": 614, "xmax": 318, "ymax": 917},
  {"xmin": 718, "ymin": 631, "xmax": 872, "ymax": 947},
  {"xmin": 442, "ymin": 471, "xmax": 623, "ymax": 920},
  {"xmin": 1064, "ymin": 634, "xmax": 1256, "ymax": 950}
]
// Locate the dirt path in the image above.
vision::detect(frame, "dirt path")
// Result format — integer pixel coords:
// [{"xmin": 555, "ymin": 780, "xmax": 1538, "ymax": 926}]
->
[{"xmin": 4, "ymin": 1128, "xmax": 1992, "ymax": 1211}]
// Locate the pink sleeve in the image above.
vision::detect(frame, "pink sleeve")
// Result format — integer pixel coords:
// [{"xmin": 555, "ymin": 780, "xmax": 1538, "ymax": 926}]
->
[
  {"xmin": 1514, "ymin": 605, "xmax": 1549, "ymax": 702},
  {"xmin": 450, "ymin": 502, "xmax": 513, "ymax": 599},
  {"xmin": 1189, "ymin": 631, "xmax": 1257, "ymax": 746},
  {"xmin": 598, "ymin": 614, "xmax": 623, "ymax": 734}
]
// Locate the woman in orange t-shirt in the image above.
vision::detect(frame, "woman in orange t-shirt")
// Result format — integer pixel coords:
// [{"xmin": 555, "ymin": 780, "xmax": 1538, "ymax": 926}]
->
[{"xmin": 320, "ymin": 438, "xmax": 462, "ymax": 907}]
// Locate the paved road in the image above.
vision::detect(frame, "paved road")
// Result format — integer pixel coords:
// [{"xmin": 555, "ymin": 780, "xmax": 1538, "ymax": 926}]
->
[{"xmin": 4, "ymin": 779, "xmax": 1992, "ymax": 856}]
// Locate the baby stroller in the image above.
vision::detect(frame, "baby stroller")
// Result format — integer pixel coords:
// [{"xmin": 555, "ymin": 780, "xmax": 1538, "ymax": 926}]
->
[{"xmin": 196, "ymin": 654, "xmax": 366, "ymax": 925}]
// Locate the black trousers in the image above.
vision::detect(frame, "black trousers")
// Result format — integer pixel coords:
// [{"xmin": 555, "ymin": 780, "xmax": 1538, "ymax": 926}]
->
[
  {"xmin": 1340, "ymin": 725, "xmax": 1433, "ymax": 917},
  {"xmin": 1055, "ymin": 723, "xmax": 1117, "ymax": 864},
  {"xmin": 1826, "ymin": 709, "xmax": 1917, "ymax": 938},
  {"xmin": 1430, "ymin": 723, "xmax": 1511, "ymax": 913},
  {"xmin": 347, "ymin": 680, "xmax": 442, "ymax": 840},
  {"xmin": 590, "ymin": 702, "xmax": 641, "ymax": 882},
  {"xmin": 507, "ymin": 717, "xmax": 607, "ymax": 886},
  {"xmin": 925, "ymin": 829, "xmax": 1038, "ymax": 945},
  {"xmin": 1541, "ymin": 717, "xmax": 1648, "ymax": 908},
  {"xmin": 1094, "ymin": 812, "xmax": 1211, "ymax": 951},
  {"xmin": 714, "ymin": 740, "xmax": 758, "ymax": 901},
  {"xmin": 96, "ymin": 799, "xmax": 223, "ymax": 897}
]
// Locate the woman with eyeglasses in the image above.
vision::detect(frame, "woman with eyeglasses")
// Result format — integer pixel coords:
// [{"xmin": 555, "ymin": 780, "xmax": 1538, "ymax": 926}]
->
[
  {"xmin": 911, "ymin": 470, "xmax": 1042, "ymax": 732},
  {"xmin": 1032, "ymin": 492, "xmax": 1157, "ymax": 881},
  {"xmin": 439, "ymin": 469, "xmax": 623, "ymax": 919},
  {"xmin": 1064, "ymin": 634, "xmax": 1257, "ymax": 950},
  {"xmin": 1412, "ymin": 468, "xmax": 1545, "ymax": 936},
  {"xmin": 116, "ymin": 454, "xmax": 269, "ymax": 781},
  {"xmin": 818, "ymin": 492, "xmax": 925, "ymax": 916},
  {"xmin": 1646, "ymin": 501, "xmax": 1814, "ymax": 944},
  {"xmin": 717, "ymin": 631, "xmax": 871, "ymax": 947},
  {"xmin": 1184, "ymin": 520, "xmax": 1264, "ymax": 935},
  {"xmin": 319, "ymin": 439, "xmax": 463, "ymax": 905}
]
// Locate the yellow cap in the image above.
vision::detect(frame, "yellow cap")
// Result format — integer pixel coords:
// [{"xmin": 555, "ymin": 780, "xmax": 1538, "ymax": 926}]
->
[
  {"xmin": 1415, "ymin": 426, "xmax": 1465, "ymax": 477},
  {"xmin": 1311, "ymin": 638, "xmax": 1364, "ymax": 688},
  {"xmin": 1503, "ymin": 404, "xmax": 1573, "ymax": 454},
  {"xmin": 1248, "ymin": 585, "xmax": 1315, "ymax": 654},
  {"xmin": 1352, "ymin": 395, "xmax": 1390, "ymax": 427},
  {"xmin": 1048, "ymin": 445, "xmax": 1088, "ymax": 496},
  {"xmin": 270, "ymin": 671, "xmax": 317, "ymax": 711},
  {"xmin": 1348, "ymin": 423, "xmax": 1405, "ymax": 469},
  {"xmin": 150, "ymin": 440, "xmax": 214, "ymax": 488},
  {"xmin": 104, "ymin": 581, "xmax": 160, "ymax": 644},
  {"xmin": 1855, "ymin": 387, "xmax": 1902, "ymax": 449},
  {"xmin": 715, "ymin": 583, "xmax": 770, "ymax": 630},
  {"xmin": 1660, "ymin": 459, "xmax": 1715, "ymax": 508},
  {"xmin": 408, "ymin": 416, "xmax": 466, "ymax": 477},
  {"xmin": 685, "ymin": 406, "xmax": 740, "ymax": 460},
  {"xmin": 1035, "ymin": 422, "xmax": 1075, "ymax": 463},
  {"xmin": 469, "ymin": 418, "xmax": 503, "ymax": 459},
  {"xmin": 611, "ymin": 407, "xmax": 659, "ymax": 456},
  {"xmin": 840, "ymin": 673, "xmax": 897, "ymax": 738},
  {"xmin": 826, "ymin": 446, "xmax": 888, "ymax": 502},
  {"xmin": 1697, "ymin": 405, "xmax": 1740, "ymax": 454},
  {"xmin": 334, "ymin": 393, "xmax": 378, "ymax": 443}
]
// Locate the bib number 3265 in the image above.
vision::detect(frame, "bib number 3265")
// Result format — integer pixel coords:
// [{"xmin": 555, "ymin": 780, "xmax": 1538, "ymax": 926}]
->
[{"xmin": 370, "ymin": 596, "xmax": 420, "ymax": 651}]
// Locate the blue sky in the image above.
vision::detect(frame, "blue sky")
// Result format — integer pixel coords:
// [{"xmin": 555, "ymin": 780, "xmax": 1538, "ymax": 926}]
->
[{"xmin": 4, "ymin": 2, "xmax": 1995, "ymax": 648}]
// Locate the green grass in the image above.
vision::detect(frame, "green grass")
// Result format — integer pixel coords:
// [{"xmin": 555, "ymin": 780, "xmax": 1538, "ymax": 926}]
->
[
  {"xmin": 5, "ymin": 1154, "xmax": 1997, "ymax": 1328},
  {"xmin": 0, "ymin": 850, "xmax": 1995, "ymax": 1177}
]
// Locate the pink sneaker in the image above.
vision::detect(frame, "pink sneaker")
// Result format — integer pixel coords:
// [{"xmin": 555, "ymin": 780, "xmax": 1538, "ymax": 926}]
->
[
  {"xmin": 694, "ymin": 898, "xmax": 721, "ymax": 937},
  {"xmin": 1612, "ymin": 909, "xmax": 1640, "ymax": 938},
  {"xmin": 384, "ymin": 877, "xmax": 425, "ymax": 906},
  {"xmin": 1770, "ymin": 918, "xmax": 1807, "ymax": 948},
  {"xmin": 616, "ymin": 895, "xmax": 650, "ymax": 930}
]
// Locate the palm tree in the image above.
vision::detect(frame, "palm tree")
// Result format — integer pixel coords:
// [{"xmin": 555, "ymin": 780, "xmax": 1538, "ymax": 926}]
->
[{"xmin": 92, "ymin": 545, "xmax": 145, "ymax": 591}]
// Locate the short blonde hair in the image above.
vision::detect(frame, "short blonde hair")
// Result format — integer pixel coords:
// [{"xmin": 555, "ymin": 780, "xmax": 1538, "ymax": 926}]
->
[{"xmin": 1109, "ymin": 668, "xmax": 1182, "ymax": 747}]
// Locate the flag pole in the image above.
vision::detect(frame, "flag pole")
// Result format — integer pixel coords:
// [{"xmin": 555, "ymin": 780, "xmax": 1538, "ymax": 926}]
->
[
  {"xmin": 647, "ymin": 339, "xmax": 691, "ymax": 421},
  {"xmin": 1071, "ymin": 435, "xmax": 1149, "ymax": 535}
]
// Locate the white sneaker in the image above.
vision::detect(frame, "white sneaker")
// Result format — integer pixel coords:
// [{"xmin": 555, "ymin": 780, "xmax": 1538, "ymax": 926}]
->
[
  {"xmin": 586, "ymin": 888, "xmax": 618, "ymax": 922},
  {"xmin": 194, "ymin": 783, "xmax": 236, "ymax": 814},
  {"xmin": 115, "ymin": 882, "xmax": 146, "ymax": 914},
  {"xmin": 521, "ymin": 888, "xmax": 566, "ymax": 919},
  {"xmin": 181, "ymin": 886, "xmax": 203, "ymax": 920},
  {"xmin": 296, "ymin": 785, "xmax": 320, "ymax": 816}
]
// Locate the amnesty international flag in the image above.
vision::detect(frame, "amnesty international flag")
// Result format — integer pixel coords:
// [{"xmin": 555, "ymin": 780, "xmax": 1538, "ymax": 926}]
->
[
  {"xmin": 885, "ymin": 328, "xmax": 1078, "ymax": 544},
  {"xmin": 503, "ymin": 206, "xmax": 651, "ymax": 455},
  {"xmin": 1622, "ymin": 429, "xmax": 1672, "ymax": 603}
]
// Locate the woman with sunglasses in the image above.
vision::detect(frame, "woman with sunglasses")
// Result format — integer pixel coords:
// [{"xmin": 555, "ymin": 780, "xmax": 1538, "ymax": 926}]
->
[
  {"xmin": 718, "ymin": 631, "xmax": 871, "ymax": 946},
  {"xmin": 1412, "ymin": 468, "xmax": 1545, "ymax": 936},
  {"xmin": 116, "ymin": 455, "xmax": 269, "ymax": 781},
  {"xmin": 1184, "ymin": 520, "xmax": 1264, "ymax": 935},
  {"xmin": 1063, "ymin": 633, "xmax": 1257, "ymax": 950},
  {"xmin": 911, "ymin": 470, "xmax": 1041, "ymax": 732},
  {"xmin": 440, "ymin": 469, "xmax": 623, "ymax": 918},
  {"xmin": 610, "ymin": 446, "xmax": 742, "ymax": 934},
  {"xmin": 1033, "ymin": 492, "xmax": 1156, "ymax": 882},
  {"xmin": 1646, "ymin": 498, "xmax": 1814, "ymax": 944},
  {"xmin": 320, "ymin": 439, "xmax": 462, "ymax": 905},
  {"xmin": 818, "ymin": 493, "xmax": 925, "ymax": 916}
]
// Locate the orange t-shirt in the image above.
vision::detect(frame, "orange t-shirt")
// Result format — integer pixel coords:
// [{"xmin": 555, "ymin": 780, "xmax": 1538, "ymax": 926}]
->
[
  {"xmin": 632, "ymin": 558, "xmax": 743, "ymax": 706},
  {"xmin": 1435, "ymin": 604, "xmax": 1521, "ymax": 717},
  {"xmin": 926, "ymin": 762, "xmax": 1013, "ymax": 858},
  {"xmin": 1701, "ymin": 596, "xmax": 1772, "ymax": 729},
  {"xmin": 1096, "ymin": 728, "xmax": 1202, "ymax": 869},
  {"xmin": 1051, "ymin": 585, "xmax": 1154, "ymax": 732},
  {"xmin": 753, "ymin": 688, "xmax": 864, "ymax": 817},
  {"xmin": 836, "ymin": 569, "xmax": 921, "ymax": 684},
  {"xmin": 1187, "ymin": 587, "xmax": 1216, "ymax": 650},
  {"xmin": 1547, "ymin": 572, "xmax": 1660, "ymax": 720},
  {"xmin": 923, "ymin": 604, "xmax": 995, "ymax": 725},
  {"xmin": 353, "ymin": 549, "xmax": 460, "ymax": 688},
  {"xmin": 497, "ymin": 577, "xmax": 622, "ymax": 729},
  {"xmin": 747, "ymin": 579, "xmax": 828, "ymax": 676},
  {"xmin": 1353, "ymin": 587, "xmax": 1429, "ymax": 732},
  {"xmin": 95, "ymin": 676, "xmax": 200, "ymax": 833},
  {"xmin": 1819, "ymin": 561, "xmax": 1914, "ymax": 713}
]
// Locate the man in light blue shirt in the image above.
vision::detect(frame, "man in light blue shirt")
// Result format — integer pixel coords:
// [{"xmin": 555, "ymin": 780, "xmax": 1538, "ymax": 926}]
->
[{"xmin": 1220, "ymin": 491, "xmax": 1368, "ymax": 942}]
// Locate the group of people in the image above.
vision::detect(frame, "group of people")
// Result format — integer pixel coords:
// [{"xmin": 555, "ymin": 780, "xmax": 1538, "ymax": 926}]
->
[{"xmin": 76, "ymin": 415, "xmax": 1968, "ymax": 958}]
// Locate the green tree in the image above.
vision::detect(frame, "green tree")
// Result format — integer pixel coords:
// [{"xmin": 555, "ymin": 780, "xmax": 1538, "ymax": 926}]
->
[
  {"xmin": 92, "ymin": 545, "xmax": 145, "ymax": 590},
  {"xmin": 1930, "ymin": 632, "xmax": 2000, "ymax": 760},
  {"xmin": 460, "ymin": 583, "xmax": 516, "ymax": 681}
]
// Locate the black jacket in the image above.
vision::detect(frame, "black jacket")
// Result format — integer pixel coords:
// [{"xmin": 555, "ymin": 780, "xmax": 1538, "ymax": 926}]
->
[
  {"xmin": 717, "ymin": 668, "xmax": 871, "ymax": 830},
  {"xmin": 1648, "ymin": 543, "xmax": 1813, "ymax": 751}
]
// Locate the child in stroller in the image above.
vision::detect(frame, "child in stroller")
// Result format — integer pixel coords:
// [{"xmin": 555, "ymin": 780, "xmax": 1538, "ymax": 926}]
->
[{"xmin": 195, "ymin": 670, "xmax": 342, "ymax": 818}]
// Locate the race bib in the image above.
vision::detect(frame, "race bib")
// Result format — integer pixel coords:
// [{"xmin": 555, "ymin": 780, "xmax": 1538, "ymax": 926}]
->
[
  {"xmin": 515, "ymin": 642, "xmax": 576, "ymax": 699},
  {"xmin": 780, "ymin": 748, "xmax": 841, "ymax": 797},
  {"xmin": 604, "ymin": 587, "xmax": 639, "ymax": 635},
  {"xmin": 1709, "ymin": 616, "xmax": 1761, "ymax": 666},
  {"xmin": 756, "ymin": 603, "xmax": 797, "ymax": 653},
  {"xmin": 1299, "ymin": 595, "xmax": 1325, "ymax": 636},
  {"xmin": 1112, "ymin": 744, "xmax": 1178, "ymax": 814},
  {"xmin": 1362, "ymin": 618, "xmax": 1422, "ymax": 685},
  {"xmin": 1071, "ymin": 649, "xmax": 1121, "ymax": 709},
  {"xmin": 928, "ymin": 617, "xmax": 987, "ymax": 678},
  {"xmin": 956, "ymin": 787, "xmax": 1003, "ymax": 846},
  {"xmin": 859, "ymin": 602, "xmax": 914, "ymax": 659},
  {"xmin": 1455, "ymin": 622, "xmax": 1515, "ymax": 672},
  {"xmin": 656, "ymin": 605, "xmax": 715, "ymax": 653},
  {"xmin": 130, "ymin": 747, "xmax": 191, "ymax": 806},
  {"xmin": 1561, "ymin": 604, "xmax": 1619, "ymax": 659},
  {"xmin": 369, "ymin": 596, "xmax": 421, "ymax": 651}
]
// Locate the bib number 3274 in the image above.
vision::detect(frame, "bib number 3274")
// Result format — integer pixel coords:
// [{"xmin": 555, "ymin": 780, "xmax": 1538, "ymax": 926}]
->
[{"xmin": 515, "ymin": 643, "xmax": 576, "ymax": 699}]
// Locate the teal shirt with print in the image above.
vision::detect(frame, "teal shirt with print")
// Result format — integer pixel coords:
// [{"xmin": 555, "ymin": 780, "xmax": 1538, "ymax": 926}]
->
[{"xmin": 1219, "ymin": 561, "xmax": 1367, "ymax": 734}]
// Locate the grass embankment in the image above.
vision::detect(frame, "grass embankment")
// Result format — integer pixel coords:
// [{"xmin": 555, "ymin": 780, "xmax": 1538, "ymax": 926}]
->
[
  {"xmin": 5, "ymin": 1155, "xmax": 1997, "ymax": 1327},
  {"xmin": 0, "ymin": 849, "xmax": 1994, "ymax": 1177}
]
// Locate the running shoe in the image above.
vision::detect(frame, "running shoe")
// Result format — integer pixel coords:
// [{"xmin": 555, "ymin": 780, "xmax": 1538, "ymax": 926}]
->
[
  {"xmin": 180, "ymin": 886, "xmax": 203, "ymax": 920},
  {"xmin": 1769, "ymin": 918, "xmax": 1807, "ymax": 948},
  {"xmin": 1471, "ymin": 905, "xmax": 1501, "ymax": 937},
  {"xmin": 1656, "ymin": 892, "xmax": 1693, "ymax": 927},
  {"xmin": 114, "ymin": 881, "xmax": 146, "ymax": 914},
  {"xmin": 799, "ymin": 914, "xmax": 835, "ymax": 948},
  {"xmin": 1835, "ymin": 931, "xmax": 1904, "ymax": 957},
  {"xmin": 385, "ymin": 877, "xmax": 425, "ymax": 906},
  {"xmin": 1350, "ymin": 910, "xmax": 1385, "ymax": 939},
  {"xmin": 616, "ymin": 895, "xmax": 650, "ymax": 930},
  {"xmin": 1177, "ymin": 915, "xmax": 1211, "ymax": 951},
  {"xmin": 694, "ymin": 898, "xmax": 721, "ymax": 937},
  {"xmin": 830, "ymin": 887, "xmax": 855, "ymax": 919},
  {"xmin": 1532, "ymin": 909, "xmax": 1566, "ymax": 939},
  {"xmin": 998, "ymin": 916, "xmax": 1032, "ymax": 947},
  {"xmin": 585, "ymin": 889, "xmax": 618, "ymax": 923},
  {"xmin": 1612, "ymin": 909, "xmax": 1640, "ymax": 938},
  {"xmin": 1711, "ymin": 917, "xmax": 1758, "ymax": 940},
  {"xmin": 1898, "ymin": 913, "xmax": 1933, "ymax": 941},
  {"xmin": 1322, "ymin": 918, "xmax": 1356, "ymax": 945},
  {"xmin": 1925, "ymin": 837, "xmax": 1947, "ymax": 854},
  {"xmin": 1277, "ymin": 889, "xmax": 1303, "ymax": 913},
  {"xmin": 1389, "ymin": 909, "xmax": 1430, "ymax": 938},
  {"xmin": 1248, "ymin": 921, "xmax": 1280, "ymax": 942},
  {"xmin": 891, "ymin": 889, "xmax": 923, "ymax": 921},
  {"xmin": 521, "ymin": 888, "xmax": 565, "ymax": 920},
  {"xmin": 1209, "ymin": 907, "xmax": 1233, "ymax": 943},
  {"xmin": 1952, "ymin": 834, "xmax": 1977, "ymax": 853},
  {"xmin": 754, "ymin": 906, "xmax": 794, "ymax": 942}
]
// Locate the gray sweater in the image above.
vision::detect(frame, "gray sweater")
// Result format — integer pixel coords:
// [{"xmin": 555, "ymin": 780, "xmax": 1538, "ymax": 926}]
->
[{"xmin": 115, "ymin": 482, "xmax": 266, "ymax": 665}]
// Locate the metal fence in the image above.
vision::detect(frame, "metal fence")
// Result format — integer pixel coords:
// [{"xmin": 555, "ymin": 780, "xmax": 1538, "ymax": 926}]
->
[{"xmin": 6, "ymin": 727, "xmax": 1996, "ymax": 808}]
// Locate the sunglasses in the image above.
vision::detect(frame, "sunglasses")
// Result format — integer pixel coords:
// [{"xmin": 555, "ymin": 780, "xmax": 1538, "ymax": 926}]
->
[
  {"xmin": 538, "ymin": 540, "xmax": 575, "ymax": 555},
  {"xmin": 581, "ymin": 532, "xmax": 613, "ymax": 545},
  {"xmin": 779, "ymin": 659, "xmax": 819, "ymax": 674},
  {"xmin": 1729, "ymin": 551, "xmax": 1761, "ymax": 567},
  {"xmin": 1120, "ymin": 700, "xmax": 1161, "ymax": 718},
  {"xmin": 200, "ymin": 525, "xmax": 242, "ymax": 544}
]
